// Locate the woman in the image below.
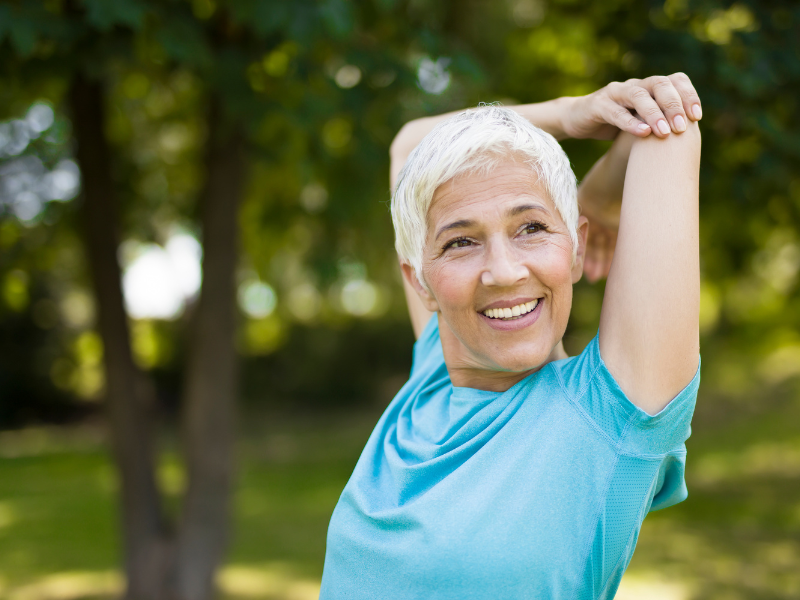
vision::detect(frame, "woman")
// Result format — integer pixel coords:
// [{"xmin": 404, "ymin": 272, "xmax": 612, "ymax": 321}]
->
[{"xmin": 320, "ymin": 75, "xmax": 702, "ymax": 599}]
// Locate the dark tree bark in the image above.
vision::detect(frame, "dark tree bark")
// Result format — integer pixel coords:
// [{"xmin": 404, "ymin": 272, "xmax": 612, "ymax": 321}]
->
[
  {"xmin": 173, "ymin": 99, "xmax": 244, "ymax": 600},
  {"xmin": 70, "ymin": 77, "xmax": 244, "ymax": 600},
  {"xmin": 69, "ymin": 76, "xmax": 171, "ymax": 599}
]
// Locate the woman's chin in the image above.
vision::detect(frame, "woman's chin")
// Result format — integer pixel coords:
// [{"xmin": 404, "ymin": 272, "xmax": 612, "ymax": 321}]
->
[{"xmin": 488, "ymin": 351, "xmax": 552, "ymax": 374}]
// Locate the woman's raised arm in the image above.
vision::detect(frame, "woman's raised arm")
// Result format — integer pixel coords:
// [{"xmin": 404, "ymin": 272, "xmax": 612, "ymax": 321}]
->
[
  {"xmin": 391, "ymin": 74, "xmax": 704, "ymax": 339},
  {"xmin": 599, "ymin": 123, "xmax": 701, "ymax": 415}
]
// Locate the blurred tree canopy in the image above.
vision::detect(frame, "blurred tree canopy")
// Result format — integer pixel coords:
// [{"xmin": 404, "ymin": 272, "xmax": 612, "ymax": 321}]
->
[
  {"xmin": 1, "ymin": 0, "xmax": 799, "ymax": 596},
  {"xmin": 2, "ymin": 0, "xmax": 799, "ymax": 415}
]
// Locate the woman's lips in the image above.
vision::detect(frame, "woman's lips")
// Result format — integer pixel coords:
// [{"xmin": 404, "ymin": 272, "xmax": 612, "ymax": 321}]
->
[{"xmin": 479, "ymin": 298, "xmax": 543, "ymax": 331}]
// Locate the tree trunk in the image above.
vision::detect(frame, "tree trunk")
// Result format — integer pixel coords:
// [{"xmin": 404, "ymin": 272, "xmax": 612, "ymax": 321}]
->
[
  {"xmin": 71, "ymin": 74, "xmax": 244, "ymax": 600},
  {"xmin": 69, "ymin": 76, "xmax": 171, "ymax": 599},
  {"xmin": 173, "ymin": 98, "xmax": 244, "ymax": 600}
]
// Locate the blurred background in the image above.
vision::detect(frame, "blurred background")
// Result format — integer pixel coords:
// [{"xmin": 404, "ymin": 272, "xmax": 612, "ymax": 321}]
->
[{"xmin": 1, "ymin": 0, "xmax": 799, "ymax": 598}]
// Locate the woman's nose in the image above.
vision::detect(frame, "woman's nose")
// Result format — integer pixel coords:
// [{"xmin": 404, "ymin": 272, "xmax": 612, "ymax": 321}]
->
[{"xmin": 480, "ymin": 242, "xmax": 528, "ymax": 287}]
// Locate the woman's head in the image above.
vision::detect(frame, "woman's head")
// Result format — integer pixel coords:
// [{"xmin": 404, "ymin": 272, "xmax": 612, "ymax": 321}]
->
[
  {"xmin": 392, "ymin": 106, "xmax": 589, "ymax": 384},
  {"xmin": 393, "ymin": 106, "xmax": 580, "ymax": 281}
]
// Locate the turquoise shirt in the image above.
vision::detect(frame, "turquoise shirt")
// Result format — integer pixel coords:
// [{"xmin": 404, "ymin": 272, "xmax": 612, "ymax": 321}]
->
[{"xmin": 320, "ymin": 316, "xmax": 699, "ymax": 599}]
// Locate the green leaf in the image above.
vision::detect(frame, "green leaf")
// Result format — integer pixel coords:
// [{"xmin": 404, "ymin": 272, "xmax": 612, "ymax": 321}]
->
[
  {"xmin": 9, "ymin": 19, "xmax": 37, "ymax": 57},
  {"xmin": 0, "ymin": 5, "xmax": 11, "ymax": 42},
  {"xmin": 373, "ymin": 0, "xmax": 398, "ymax": 12},
  {"xmin": 83, "ymin": 0, "xmax": 145, "ymax": 32},
  {"xmin": 155, "ymin": 15, "xmax": 212, "ymax": 68},
  {"xmin": 320, "ymin": 0, "xmax": 354, "ymax": 39}
]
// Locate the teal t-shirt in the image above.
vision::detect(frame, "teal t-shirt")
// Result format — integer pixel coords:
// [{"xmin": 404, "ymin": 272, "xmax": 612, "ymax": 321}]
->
[{"xmin": 320, "ymin": 316, "xmax": 699, "ymax": 599}]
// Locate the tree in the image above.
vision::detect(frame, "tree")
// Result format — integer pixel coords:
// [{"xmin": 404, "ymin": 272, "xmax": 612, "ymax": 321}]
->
[{"xmin": 1, "ymin": 0, "xmax": 799, "ymax": 598}]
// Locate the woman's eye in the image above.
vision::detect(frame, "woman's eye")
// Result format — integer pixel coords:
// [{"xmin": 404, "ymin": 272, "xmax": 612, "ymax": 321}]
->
[
  {"xmin": 522, "ymin": 222, "xmax": 544, "ymax": 234},
  {"xmin": 446, "ymin": 238, "xmax": 471, "ymax": 250}
]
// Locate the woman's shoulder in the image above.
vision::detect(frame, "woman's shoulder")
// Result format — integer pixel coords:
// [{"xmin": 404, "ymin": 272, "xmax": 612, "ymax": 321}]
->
[
  {"xmin": 548, "ymin": 333, "xmax": 700, "ymax": 455},
  {"xmin": 546, "ymin": 334, "xmax": 604, "ymax": 399}
]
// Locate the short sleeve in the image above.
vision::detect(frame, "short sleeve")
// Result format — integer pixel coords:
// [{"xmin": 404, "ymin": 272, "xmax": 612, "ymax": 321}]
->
[{"xmin": 553, "ymin": 333, "xmax": 700, "ymax": 457}]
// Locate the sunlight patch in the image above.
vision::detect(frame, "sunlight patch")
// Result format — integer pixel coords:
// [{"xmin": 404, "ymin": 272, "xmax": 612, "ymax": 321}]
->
[
  {"xmin": 6, "ymin": 571, "xmax": 122, "ymax": 600},
  {"xmin": 616, "ymin": 572, "xmax": 691, "ymax": 600},
  {"xmin": 218, "ymin": 564, "xmax": 320, "ymax": 599},
  {"xmin": 4, "ymin": 565, "xmax": 321, "ymax": 600}
]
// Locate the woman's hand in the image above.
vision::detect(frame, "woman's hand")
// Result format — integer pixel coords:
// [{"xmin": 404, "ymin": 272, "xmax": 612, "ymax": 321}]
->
[
  {"xmin": 562, "ymin": 73, "xmax": 703, "ymax": 140},
  {"xmin": 583, "ymin": 219, "xmax": 618, "ymax": 283},
  {"xmin": 577, "ymin": 132, "xmax": 635, "ymax": 282}
]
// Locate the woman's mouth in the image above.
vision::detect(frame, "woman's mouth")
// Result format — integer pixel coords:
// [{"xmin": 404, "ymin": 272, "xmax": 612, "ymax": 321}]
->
[
  {"xmin": 482, "ymin": 299, "xmax": 539, "ymax": 320},
  {"xmin": 478, "ymin": 298, "xmax": 543, "ymax": 331}
]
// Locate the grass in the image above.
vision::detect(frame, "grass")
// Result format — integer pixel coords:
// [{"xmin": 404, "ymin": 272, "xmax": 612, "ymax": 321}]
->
[{"xmin": 1, "ymin": 382, "xmax": 800, "ymax": 600}]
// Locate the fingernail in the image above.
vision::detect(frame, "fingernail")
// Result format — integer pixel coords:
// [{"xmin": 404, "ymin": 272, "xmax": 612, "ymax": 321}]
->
[
  {"xmin": 637, "ymin": 123, "xmax": 651, "ymax": 132},
  {"xmin": 692, "ymin": 104, "xmax": 702, "ymax": 119},
  {"xmin": 674, "ymin": 115, "xmax": 686, "ymax": 132},
  {"xmin": 657, "ymin": 120, "xmax": 670, "ymax": 135}
]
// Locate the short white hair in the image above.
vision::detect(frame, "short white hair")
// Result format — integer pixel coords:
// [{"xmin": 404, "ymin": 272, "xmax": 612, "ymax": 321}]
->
[{"xmin": 391, "ymin": 105, "xmax": 579, "ymax": 285}]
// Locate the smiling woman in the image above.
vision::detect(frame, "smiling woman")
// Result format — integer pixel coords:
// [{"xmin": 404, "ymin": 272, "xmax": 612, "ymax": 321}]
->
[
  {"xmin": 320, "ymin": 75, "xmax": 703, "ymax": 600},
  {"xmin": 404, "ymin": 156, "xmax": 583, "ymax": 391}
]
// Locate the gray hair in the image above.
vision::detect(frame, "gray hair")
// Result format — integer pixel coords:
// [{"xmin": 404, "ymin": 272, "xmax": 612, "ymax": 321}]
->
[{"xmin": 391, "ymin": 105, "xmax": 579, "ymax": 285}]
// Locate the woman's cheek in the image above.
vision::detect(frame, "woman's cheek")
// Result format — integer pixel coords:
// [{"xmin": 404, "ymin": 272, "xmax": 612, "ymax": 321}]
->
[
  {"xmin": 429, "ymin": 261, "xmax": 474, "ymax": 312},
  {"xmin": 533, "ymin": 244, "xmax": 574, "ymax": 286},
  {"xmin": 441, "ymin": 266, "xmax": 474, "ymax": 309}
]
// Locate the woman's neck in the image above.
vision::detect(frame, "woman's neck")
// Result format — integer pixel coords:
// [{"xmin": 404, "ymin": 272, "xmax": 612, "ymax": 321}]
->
[{"xmin": 438, "ymin": 316, "xmax": 569, "ymax": 393}]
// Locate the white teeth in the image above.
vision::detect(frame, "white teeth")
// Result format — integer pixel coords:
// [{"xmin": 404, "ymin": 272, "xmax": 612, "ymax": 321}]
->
[{"xmin": 483, "ymin": 300, "xmax": 540, "ymax": 320}]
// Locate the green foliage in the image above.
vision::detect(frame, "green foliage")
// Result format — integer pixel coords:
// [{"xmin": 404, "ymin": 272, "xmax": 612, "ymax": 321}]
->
[
  {"xmin": 83, "ymin": 0, "xmax": 146, "ymax": 32},
  {"xmin": 0, "ymin": 0, "xmax": 798, "ymax": 420}
]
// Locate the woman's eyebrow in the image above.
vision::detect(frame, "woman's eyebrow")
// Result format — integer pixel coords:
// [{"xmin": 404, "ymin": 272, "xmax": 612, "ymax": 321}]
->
[
  {"xmin": 508, "ymin": 202, "xmax": 550, "ymax": 217},
  {"xmin": 435, "ymin": 219, "xmax": 474, "ymax": 241}
]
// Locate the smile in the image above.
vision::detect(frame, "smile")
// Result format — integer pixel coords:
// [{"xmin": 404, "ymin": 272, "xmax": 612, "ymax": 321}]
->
[
  {"xmin": 479, "ymin": 298, "xmax": 544, "ymax": 332},
  {"xmin": 482, "ymin": 299, "xmax": 539, "ymax": 320}
]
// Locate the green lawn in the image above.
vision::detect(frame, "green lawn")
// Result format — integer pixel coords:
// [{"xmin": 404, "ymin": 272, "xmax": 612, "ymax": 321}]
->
[{"xmin": 1, "ymin": 389, "xmax": 799, "ymax": 600}]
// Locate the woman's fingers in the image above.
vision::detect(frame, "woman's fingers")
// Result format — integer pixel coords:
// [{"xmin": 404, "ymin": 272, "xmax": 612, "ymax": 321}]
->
[
  {"xmin": 668, "ymin": 72, "xmax": 703, "ymax": 121},
  {"xmin": 578, "ymin": 74, "xmax": 702, "ymax": 140},
  {"xmin": 604, "ymin": 74, "xmax": 702, "ymax": 139},
  {"xmin": 584, "ymin": 223, "xmax": 607, "ymax": 282},
  {"xmin": 596, "ymin": 95, "xmax": 651, "ymax": 137},
  {"xmin": 606, "ymin": 80, "xmax": 671, "ymax": 139},
  {"xmin": 626, "ymin": 83, "xmax": 674, "ymax": 138},
  {"xmin": 643, "ymin": 75, "xmax": 689, "ymax": 134},
  {"xmin": 603, "ymin": 246, "xmax": 615, "ymax": 279},
  {"xmin": 584, "ymin": 221, "xmax": 618, "ymax": 282}
]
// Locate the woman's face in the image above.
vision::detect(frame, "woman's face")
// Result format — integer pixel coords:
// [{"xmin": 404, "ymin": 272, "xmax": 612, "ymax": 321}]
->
[{"xmin": 405, "ymin": 161, "xmax": 588, "ymax": 390}]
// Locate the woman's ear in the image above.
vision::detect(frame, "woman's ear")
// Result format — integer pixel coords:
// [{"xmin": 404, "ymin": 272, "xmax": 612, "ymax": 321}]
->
[
  {"xmin": 571, "ymin": 216, "xmax": 590, "ymax": 283},
  {"xmin": 400, "ymin": 262, "xmax": 440, "ymax": 312}
]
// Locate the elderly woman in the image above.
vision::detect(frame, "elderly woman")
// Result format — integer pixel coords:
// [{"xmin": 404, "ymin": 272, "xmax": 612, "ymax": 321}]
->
[{"xmin": 320, "ymin": 75, "xmax": 702, "ymax": 599}]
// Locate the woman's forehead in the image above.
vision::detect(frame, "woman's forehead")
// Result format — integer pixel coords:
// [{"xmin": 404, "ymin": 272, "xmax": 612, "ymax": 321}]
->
[{"xmin": 428, "ymin": 163, "xmax": 555, "ymax": 224}]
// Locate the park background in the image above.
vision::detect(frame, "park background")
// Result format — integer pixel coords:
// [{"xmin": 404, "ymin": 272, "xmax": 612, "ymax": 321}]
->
[{"xmin": 1, "ymin": 0, "xmax": 799, "ymax": 598}]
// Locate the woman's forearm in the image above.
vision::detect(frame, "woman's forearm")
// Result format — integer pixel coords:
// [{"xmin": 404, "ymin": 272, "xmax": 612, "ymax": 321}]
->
[
  {"xmin": 577, "ymin": 133, "xmax": 635, "ymax": 226},
  {"xmin": 390, "ymin": 98, "xmax": 575, "ymax": 190},
  {"xmin": 391, "ymin": 74, "xmax": 704, "ymax": 191},
  {"xmin": 599, "ymin": 122, "xmax": 701, "ymax": 414}
]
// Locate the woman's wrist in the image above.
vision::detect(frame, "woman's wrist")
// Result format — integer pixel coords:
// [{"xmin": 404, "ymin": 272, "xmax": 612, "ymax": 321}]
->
[
  {"xmin": 552, "ymin": 96, "xmax": 578, "ymax": 141},
  {"xmin": 512, "ymin": 96, "xmax": 576, "ymax": 141}
]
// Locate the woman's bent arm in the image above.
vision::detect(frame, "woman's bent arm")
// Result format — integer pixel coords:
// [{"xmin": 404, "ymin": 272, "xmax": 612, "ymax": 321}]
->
[
  {"xmin": 577, "ymin": 133, "xmax": 634, "ymax": 282},
  {"xmin": 599, "ymin": 124, "xmax": 701, "ymax": 415},
  {"xmin": 390, "ymin": 98, "xmax": 571, "ymax": 191}
]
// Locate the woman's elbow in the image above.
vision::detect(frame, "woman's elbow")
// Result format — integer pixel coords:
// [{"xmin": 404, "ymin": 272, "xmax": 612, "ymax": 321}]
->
[{"xmin": 390, "ymin": 121, "xmax": 418, "ymax": 162}]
